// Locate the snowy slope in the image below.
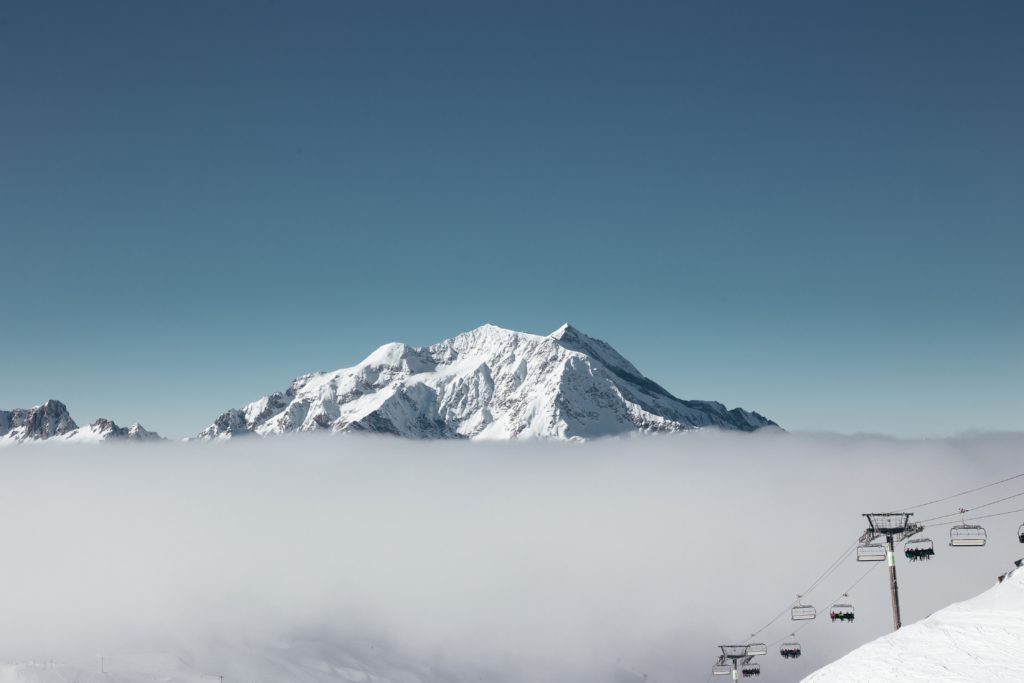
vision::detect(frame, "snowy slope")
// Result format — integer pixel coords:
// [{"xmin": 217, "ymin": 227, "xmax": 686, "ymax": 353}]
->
[
  {"xmin": 0, "ymin": 400, "xmax": 162, "ymax": 445},
  {"xmin": 0, "ymin": 637, "xmax": 448, "ymax": 683},
  {"xmin": 802, "ymin": 563, "xmax": 1024, "ymax": 682},
  {"xmin": 197, "ymin": 323, "xmax": 776, "ymax": 440}
]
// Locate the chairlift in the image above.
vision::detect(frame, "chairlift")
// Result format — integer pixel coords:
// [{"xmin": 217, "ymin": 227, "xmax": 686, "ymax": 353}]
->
[
  {"xmin": 830, "ymin": 597, "xmax": 855, "ymax": 623},
  {"xmin": 746, "ymin": 643, "xmax": 768, "ymax": 656},
  {"xmin": 904, "ymin": 537, "xmax": 935, "ymax": 561},
  {"xmin": 856, "ymin": 543, "xmax": 887, "ymax": 562},
  {"xmin": 779, "ymin": 637, "xmax": 802, "ymax": 659},
  {"xmin": 741, "ymin": 663, "xmax": 761, "ymax": 678},
  {"xmin": 712, "ymin": 656, "xmax": 732, "ymax": 676},
  {"xmin": 949, "ymin": 524, "xmax": 987, "ymax": 547},
  {"xmin": 1018, "ymin": 523, "xmax": 1024, "ymax": 543},
  {"xmin": 791, "ymin": 597, "xmax": 816, "ymax": 621}
]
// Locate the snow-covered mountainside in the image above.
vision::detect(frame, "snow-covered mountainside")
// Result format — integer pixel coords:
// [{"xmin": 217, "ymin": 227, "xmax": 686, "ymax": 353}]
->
[
  {"xmin": 0, "ymin": 400, "xmax": 163, "ymax": 444},
  {"xmin": 198, "ymin": 323, "xmax": 775, "ymax": 440},
  {"xmin": 803, "ymin": 563, "xmax": 1024, "ymax": 682},
  {"xmin": 0, "ymin": 636, "xmax": 452, "ymax": 683}
]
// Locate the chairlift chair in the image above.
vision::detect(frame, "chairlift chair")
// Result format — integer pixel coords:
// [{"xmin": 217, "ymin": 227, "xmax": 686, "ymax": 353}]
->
[
  {"xmin": 1018, "ymin": 523, "xmax": 1024, "ymax": 543},
  {"xmin": 779, "ymin": 638, "xmax": 802, "ymax": 659},
  {"xmin": 857, "ymin": 543, "xmax": 887, "ymax": 562},
  {"xmin": 904, "ymin": 537, "xmax": 935, "ymax": 561},
  {"xmin": 949, "ymin": 524, "xmax": 987, "ymax": 547},
  {"xmin": 741, "ymin": 663, "xmax": 761, "ymax": 678},
  {"xmin": 746, "ymin": 643, "xmax": 768, "ymax": 656},
  {"xmin": 791, "ymin": 598, "xmax": 816, "ymax": 621},
  {"xmin": 830, "ymin": 600, "xmax": 855, "ymax": 623},
  {"xmin": 712, "ymin": 656, "xmax": 732, "ymax": 676}
]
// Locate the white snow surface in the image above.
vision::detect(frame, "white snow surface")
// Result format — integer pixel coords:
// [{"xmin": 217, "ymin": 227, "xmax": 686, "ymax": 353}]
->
[
  {"xmin": 0, "ymin": 638, "xmax": 472, "ymax": 683},
  {"xmin": 197, "ymin": 323, "xmax": 774, "ymax": 440},
  {"xmin": 803, "ymin": 564, "xmax": 1024, "ymax": 682}
]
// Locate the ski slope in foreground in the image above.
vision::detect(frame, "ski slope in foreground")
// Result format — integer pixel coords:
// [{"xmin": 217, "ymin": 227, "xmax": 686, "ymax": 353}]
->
[
  {"xmin": 803, "ymin": 561, "xmax": 1024, "ymax": 682},
  {"xmin": 0, "ymin": 638, "xmax": 440, "ymax": 683}
]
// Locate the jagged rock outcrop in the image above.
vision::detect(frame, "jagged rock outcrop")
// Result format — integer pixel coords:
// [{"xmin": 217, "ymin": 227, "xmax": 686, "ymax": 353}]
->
[
  {"xmin": 0, "ymin": 399, "xmax": 79, "ymax": 441},
  {"xmin": 0, "ymin": 400, "xmax": 162, "ymax": 444}
]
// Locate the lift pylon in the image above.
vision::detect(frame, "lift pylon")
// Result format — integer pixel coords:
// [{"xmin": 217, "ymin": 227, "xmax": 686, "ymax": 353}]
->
[{"xmin": 860, "ymin": 512, "xmax": 923, "ymax": 630}]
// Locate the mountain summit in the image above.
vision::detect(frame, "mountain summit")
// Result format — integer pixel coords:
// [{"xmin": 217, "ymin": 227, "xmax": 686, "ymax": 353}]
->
[
  {"xmin": 197, "ymin": 324, "xmax": 776, "ymax": 440},
  {"xmin": 0, "ymin": 400, "xmax": 163, "ymax": 444}
]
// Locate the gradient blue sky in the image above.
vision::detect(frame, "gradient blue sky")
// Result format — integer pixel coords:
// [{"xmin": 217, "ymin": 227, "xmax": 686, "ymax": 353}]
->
[{"xmin": 1, "ymin": 1, "xmax": 1022, "ymax": 439}]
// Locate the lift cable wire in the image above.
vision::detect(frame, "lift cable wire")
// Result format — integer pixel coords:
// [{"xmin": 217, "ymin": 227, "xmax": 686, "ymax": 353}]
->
[
  {"xmin": 765, "ymin": 558, "xmax": 883, "ymax": 648},
  {"xmin": 921, "ymin": 505, "xmax": 1024, "ymax": 529},
  {"xmin": 800, "ymin": 539, "xmax": 860, "ymax": 598},
  {"xmin": 732, "ymin": 483, "xmax": 1024, "ymax": 653},
  {"xmin": 715, "ymin": 472, "xmax": 1024, "ymax": 672},
  {"xmin": 916, "ymin": 489, "xmax": 1024, "ymax": 525},
  {"xmin": 741, "ymin": 538, "xmax": 860, "ymax": 644},
  {"xmin": 768, "ymin": 616, "xmax": 814, "ymax": 647},
  {"xmin": 898, "ymin": 471, "xmax": 1024, "ymax": 512}
]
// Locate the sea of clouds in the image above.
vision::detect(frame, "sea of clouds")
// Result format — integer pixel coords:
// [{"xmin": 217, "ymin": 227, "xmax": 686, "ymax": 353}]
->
[{"xmin": 1, "ymin": 430, "xmax": 1023, "ymax": 682}]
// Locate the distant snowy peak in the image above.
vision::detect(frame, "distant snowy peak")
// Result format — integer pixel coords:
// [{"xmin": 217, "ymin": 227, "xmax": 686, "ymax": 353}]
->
[
  {"xmin": 0, "ymin": 400, "xmax": 163, "ymax": 444},
  {"xmin": 63, "ymin": 418, "xmax": 164, "ymax": 443},
  {"xmin": 198, "ymin": 323, "xmax": 776, "ymax": 441},
  {"xmin": 0, "ymin": 400, "xmax": 78, "ymax": 442}
]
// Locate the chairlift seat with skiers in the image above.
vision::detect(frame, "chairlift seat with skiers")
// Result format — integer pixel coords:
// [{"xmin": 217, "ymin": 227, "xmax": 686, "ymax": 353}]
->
[
  {"xmin": 779, "ymin": 640, "xmax": 802, "ymax": 659},
  {"xmin": 949, "ymin": 524, "xmax": 987, "ymax": 547},
  {"xmin": 830, "ymin": 603, "xmax": 855, "ymax": 622},
  {"xmin": 856, "ymin": 543, "xmax": 887, "ymax": 562},
  {"xmin": 905, "ymin": 537, "xmax": 935, "ymax": 561},
  {"xmin": 741, "ymin": 663, "xmax": 761, "ymax": 678},
  {"xmin": 1018, "ymin": 523, "xmax": 1024, "ymax": 543}
]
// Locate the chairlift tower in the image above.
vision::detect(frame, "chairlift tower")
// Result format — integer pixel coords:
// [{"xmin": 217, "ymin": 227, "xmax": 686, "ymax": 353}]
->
[
  {"xmin": 860, "ymin": 513, "xmax": 923, "ymax": 631},
  {"xmin": 716, "ymin": 645, "xmax": 760, "ymax": 680}
]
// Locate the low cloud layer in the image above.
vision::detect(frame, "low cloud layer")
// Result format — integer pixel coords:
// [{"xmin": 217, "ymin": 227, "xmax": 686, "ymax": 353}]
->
[{"xmin": 1, "ymin": 431, "xmax": 1023, "ymax": 682}]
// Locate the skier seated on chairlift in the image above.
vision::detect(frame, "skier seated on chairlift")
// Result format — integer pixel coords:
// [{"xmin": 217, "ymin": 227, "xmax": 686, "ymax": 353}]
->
[
  {"xmin": 830, "ymin": 610, "xmax": 854, "ymax": 622},
  {"xmin": 905, "ymin": 546, "xmax": 935, "ymax": 561}
]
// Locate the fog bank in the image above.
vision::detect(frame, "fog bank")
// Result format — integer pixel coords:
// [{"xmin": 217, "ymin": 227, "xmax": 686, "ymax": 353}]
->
[{"xmin": 2, "ymin": 431, "xmax": 1023, "ymax": 682}]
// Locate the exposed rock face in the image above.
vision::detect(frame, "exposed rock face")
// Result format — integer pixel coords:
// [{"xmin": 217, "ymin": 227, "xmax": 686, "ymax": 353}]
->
[
  {"xmin": 0, "ymin": 400, "xmax": 79, "ymax": 441},
  {"xmin": 0, "ymin": 401, "xmax": 162, "ymax": 444},
  {"xmin": 197, "ymin": 323, "xmax": 776, "ymax": 441}
]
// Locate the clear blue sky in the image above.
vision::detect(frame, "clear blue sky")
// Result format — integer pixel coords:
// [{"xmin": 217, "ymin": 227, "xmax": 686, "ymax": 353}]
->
[{"xmin": 1, "ymin": 1, "xmax": 1021, "ymax": 439}]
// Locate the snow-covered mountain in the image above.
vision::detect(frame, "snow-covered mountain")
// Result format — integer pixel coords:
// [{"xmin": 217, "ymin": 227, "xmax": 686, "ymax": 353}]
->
[
  {"xmin": 803, "ymin": 562, "xmax": 1024, "ymax": 682},
  {"xmin": 197, "ymin": 323, "xmax": 776, "ymax": 440},
  {"xmin": 0, "ymin": 400, "xmax": 163, "ymax": 444}
]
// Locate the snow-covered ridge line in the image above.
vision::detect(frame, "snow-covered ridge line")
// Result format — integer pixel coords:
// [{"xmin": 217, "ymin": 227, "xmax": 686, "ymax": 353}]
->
[
  {"xmin": 0, "ymin": 399, "xmax": 163, "ymax": 445},
  {"xmin": 197, "ymin": 322, "xmax": 777, "ymax": 441}
]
